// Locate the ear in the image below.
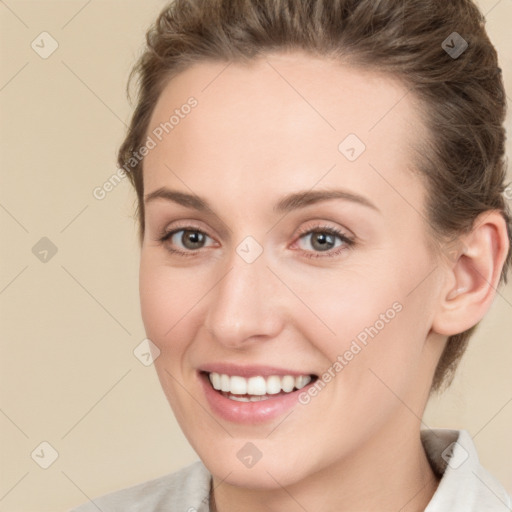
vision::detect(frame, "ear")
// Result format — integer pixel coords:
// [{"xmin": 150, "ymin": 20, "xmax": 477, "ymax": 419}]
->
[{"xmin": 432, "ymin": 210, "xmax": 510, "ymax": 337}]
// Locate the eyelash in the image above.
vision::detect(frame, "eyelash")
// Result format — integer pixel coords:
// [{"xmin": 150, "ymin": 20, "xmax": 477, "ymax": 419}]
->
[
  {"xmin": 294, "ymin": 225, "xmax": 355, "ymax": 259},
  {"xmin": 157, "ymin": 223, "xmax": 355, "ymax": 259}
]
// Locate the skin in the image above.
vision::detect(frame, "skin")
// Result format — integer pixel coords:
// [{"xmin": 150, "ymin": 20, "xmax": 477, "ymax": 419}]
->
[{"xmin": 139, "ymin": 52, "xmax": 509, "ymax": 512}]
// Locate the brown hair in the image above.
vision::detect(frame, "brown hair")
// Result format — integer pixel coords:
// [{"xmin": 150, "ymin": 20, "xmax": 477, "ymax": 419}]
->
[{"xmin": 118, "ymin": 0, "xmax": 511, "ymax": 392}]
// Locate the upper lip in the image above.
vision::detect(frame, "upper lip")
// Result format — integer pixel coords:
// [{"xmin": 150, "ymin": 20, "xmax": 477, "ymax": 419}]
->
[{"xmin": 199, "ymin": 363, "xmax": 316, "ymax": 378}]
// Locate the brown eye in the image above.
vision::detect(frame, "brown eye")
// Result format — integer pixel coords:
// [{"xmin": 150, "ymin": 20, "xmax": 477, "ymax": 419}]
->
[
  {"xmin": 160, "ymin": 228, "xmax": 215, "ymax": 254},
  {"xmin": 297, "ymin": 229, "xmax": 348, "ymax": 253},
  {"xmin": 180, "ymin": 230, "xmax": 207, "ymax": 250},
  {"xmin": 308, "ymin": 232, "xmax": 337, "ymax": 252}
]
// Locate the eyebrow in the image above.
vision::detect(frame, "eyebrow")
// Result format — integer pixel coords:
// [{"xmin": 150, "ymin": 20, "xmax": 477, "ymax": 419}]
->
[
  {"xmin": 145, "ymin": 188, "xmax": 209, "ymax": 211},
  {"xmin": 274, "ymin": 189, "xmax": 379, "ymax": 214},
  {"xmin": 144, "ymin": 187, "xmax": 380, "ymax": 214}
]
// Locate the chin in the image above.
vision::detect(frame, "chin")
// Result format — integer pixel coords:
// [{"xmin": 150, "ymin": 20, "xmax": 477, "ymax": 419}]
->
[
  {"xmin": 206, "ymin": 456, "xmax": 308, "ymax": 489},
  {"xmin": 191, "ymin": 435, "xmax": 323, "ymax": 490}
]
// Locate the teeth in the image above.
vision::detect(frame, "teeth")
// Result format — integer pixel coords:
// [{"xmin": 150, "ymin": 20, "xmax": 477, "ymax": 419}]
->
[
  {"xmin": 208, "ymin": 372, "xmax": 312, "ymax": 396},
  {"xmin": 229, "ymin": 395, "xmax": 251, "ymax": 402},
  {"xmin": 295, "ymin": 375, "xmax": 311, "ymax": 390},
  {"xmin": 229, "ymin": 394, "xmax": 272, "ymax": 402},
  {"xmin": 249, "ymin": 395, "xmax": 270, "ymax": 402},
  {"xmin": 210, "ymin": 372, "xmax": 221, "ymax": 390},
  {"xmin": 220, "ymin": 374, "xmax": 230, "ymax": 392},
  {"xmin": 247, "ymin": 376, "xmax": 266, "ymax": 395},
  {"xmin": 282, "ymin": 375, "xmax": 295, "ymax": 392},
  {"xmin": 230, "ymin": 376, "xmax": 247, "ymax": 395},
  {"xmin": 266, "ymin": 375, "xmax": 282, "ymax": 394}
]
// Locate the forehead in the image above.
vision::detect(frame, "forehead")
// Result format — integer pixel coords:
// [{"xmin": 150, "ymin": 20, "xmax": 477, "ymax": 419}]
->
[{"xmin": 143, "ymin": 52, "xmax": 427, "ymax": 212}]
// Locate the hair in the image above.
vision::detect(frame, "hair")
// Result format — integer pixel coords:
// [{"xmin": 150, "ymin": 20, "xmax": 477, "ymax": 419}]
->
[{"xmin": 118, "ymin": 0, "xmax": 511, "ymax": 392}]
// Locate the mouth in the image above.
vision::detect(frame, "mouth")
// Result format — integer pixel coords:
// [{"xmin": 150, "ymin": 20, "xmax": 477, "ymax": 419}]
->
[
  {"xmin": 197, "ymin": 364, "xmax": 320, "ymax": 423},
  {"xmin": 202, "ymin": 371, "xmax": 318, "ymax": 402}
]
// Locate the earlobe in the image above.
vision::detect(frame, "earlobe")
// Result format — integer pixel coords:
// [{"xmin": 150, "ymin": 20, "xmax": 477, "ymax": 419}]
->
[{"xmin": 432, "ymin": 211, "xmax": 510, "ymax": 337}]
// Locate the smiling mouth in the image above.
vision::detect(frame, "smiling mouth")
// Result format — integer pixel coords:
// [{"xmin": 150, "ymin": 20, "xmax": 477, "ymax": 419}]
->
[{"xmin": 204, "ymin": 372, "xmax": 318, "ymax": 402}]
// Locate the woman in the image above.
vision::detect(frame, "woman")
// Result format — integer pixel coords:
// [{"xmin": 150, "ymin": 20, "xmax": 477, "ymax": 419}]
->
[{"xmin": 71, "ymin": 0, "xmax": 511, "ymax": 510}]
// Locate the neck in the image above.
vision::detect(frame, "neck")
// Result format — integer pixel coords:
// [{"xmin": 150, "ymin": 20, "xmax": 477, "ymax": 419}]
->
[{"xmin": 211, "ymin": 424, "xmax": 440, "ymax": 512}]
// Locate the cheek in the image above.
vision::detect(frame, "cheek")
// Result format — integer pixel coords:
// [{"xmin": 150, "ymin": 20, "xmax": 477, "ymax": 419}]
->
[
  {"xmin": 287, "ymin": 254, "xmax": 435, "ymax": 387},
  {"xmin": 278, "ymin": 261, "xmax": 405, "ymax": 356},
  {"xmin": 283, "ymin": 273, "xmax": 433, "ymax": 451},
  {"xmin": 139, "ymin": 253, "xmax": 205, "ymax": 350},
  {"xmin": 139, "ymin": 253, "xmax": 203, "ymax": 421}
]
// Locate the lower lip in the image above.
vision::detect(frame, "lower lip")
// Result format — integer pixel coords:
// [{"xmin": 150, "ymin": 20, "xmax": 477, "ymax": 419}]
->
[{"xmin": 199, "ymin": 373, "xmax": 313, "ymax": 424}]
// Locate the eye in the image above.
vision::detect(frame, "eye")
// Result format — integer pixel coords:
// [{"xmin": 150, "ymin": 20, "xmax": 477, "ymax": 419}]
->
[
  {"xmin": 156, "ymin": 223, "xmax": 354, "ymax": 258},
  {"xmin": 295, "ymin": 226, "xmax": 354, "ymax": 258},
  {"xmin": 159, "ymin": 227, "xmax": 216, "ymax": 255}
]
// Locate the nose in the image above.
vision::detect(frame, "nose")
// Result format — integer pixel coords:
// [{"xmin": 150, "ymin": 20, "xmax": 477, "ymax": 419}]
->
[{"xmin": 203, "ymin": 251, "xmax": 284, "ymax": 349}]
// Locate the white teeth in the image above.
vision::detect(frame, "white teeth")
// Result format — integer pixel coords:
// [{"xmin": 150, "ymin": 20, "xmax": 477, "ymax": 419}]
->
[
  {"xmin": 230, "ymin": 394, "xmax": 271, "ymax": 402},
  {"xmin": 220, "ymin": 373, "xmax": 230, "ymax": 392},
  {"xmin": 282, "ymin": 375, "xmax": 295, "ymax": 392},
  {"xmin": 229, "ymin": 395, "xmax": 251, "ymax": 402},
  {"xmin": 208, "ymin": 372, "xmax": 313, "ymax": 397},
  {"xmin": 247, "ymin": 376, "xmax": 266, "ymax": 395},
  {"xmin": 266, "ymin": 375, "xmax": 282, "ymax": 394},
  {"xmin": 249, "ymin": 395, "xmax": 270, "ymax": 402},
  {"xmin": 295, "ymin": 375, "xmax": 312, "ymax": 389},
  {"xmin": 230, "ymin": 376, "xmax": 247, "ymax": 395},
  {"xmin": 210, "ymin": 372, "xmax": 221, "ymax": 390}
]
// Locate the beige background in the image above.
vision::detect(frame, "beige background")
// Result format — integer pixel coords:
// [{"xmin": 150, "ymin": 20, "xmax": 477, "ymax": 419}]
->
[{"xmin": 0, "ymin": 1, "xmax": 511, "ymax": 510}]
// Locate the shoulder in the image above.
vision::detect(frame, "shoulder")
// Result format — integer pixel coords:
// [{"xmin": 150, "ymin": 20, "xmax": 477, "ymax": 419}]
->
[
  {"xmin": 423, "ymin": 429, "xmax": 512, "ymax": 512},
  {"xmin": 68, "ymin": 461, "xmax": 211, "ymax": 512}
]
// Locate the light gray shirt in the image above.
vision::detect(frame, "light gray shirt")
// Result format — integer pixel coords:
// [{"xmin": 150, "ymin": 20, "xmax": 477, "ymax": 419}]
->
[{"xmin": 70, "ymin": 429, "xmax": 511, "ymax": 511}]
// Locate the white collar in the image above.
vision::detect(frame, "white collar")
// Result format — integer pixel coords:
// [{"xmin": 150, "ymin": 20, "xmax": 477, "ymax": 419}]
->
[{"xmin": 422, "ymin": 428, "xmax": 511, "ymax": 511}]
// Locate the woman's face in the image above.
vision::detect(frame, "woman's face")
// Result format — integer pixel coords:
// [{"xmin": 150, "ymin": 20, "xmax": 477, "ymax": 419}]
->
[{"xmin": 140, "ymin": 53, "xmax": 446, "ymax": 488}]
